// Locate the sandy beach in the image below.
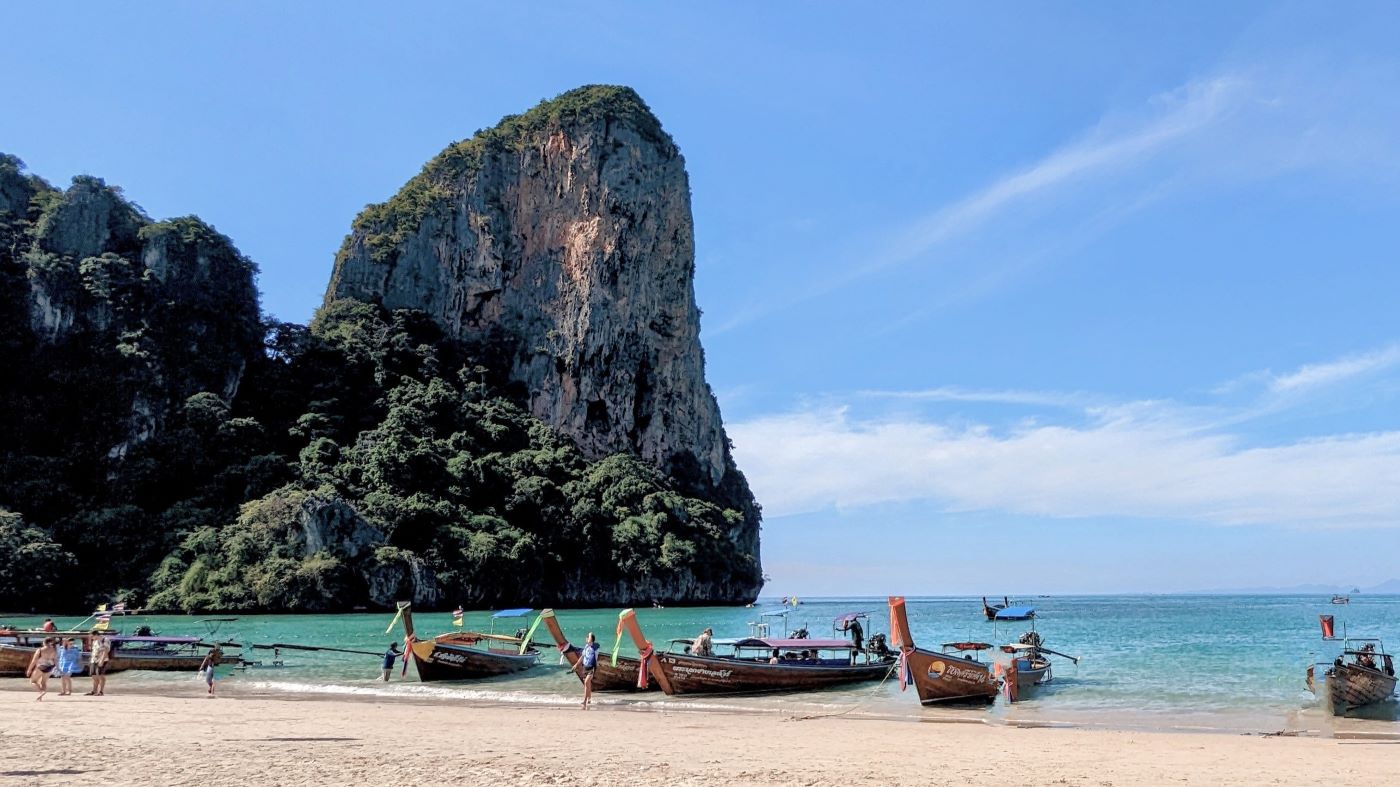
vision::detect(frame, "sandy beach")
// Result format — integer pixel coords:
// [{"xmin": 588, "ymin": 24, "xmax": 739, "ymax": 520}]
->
[{"xmin": 1, "ymin": 688, "xmax": 1395, "ymax": 786}]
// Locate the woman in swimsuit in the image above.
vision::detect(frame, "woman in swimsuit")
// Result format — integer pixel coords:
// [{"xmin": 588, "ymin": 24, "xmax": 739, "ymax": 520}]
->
[{"xmin": 26, "ymin": 637, "xmax": 58, "ymax": 701}]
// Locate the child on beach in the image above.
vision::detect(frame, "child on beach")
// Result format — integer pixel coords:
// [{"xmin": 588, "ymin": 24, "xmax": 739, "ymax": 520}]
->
[
  {"xmin": 55, "ymin": 637, "xmax": 81, "ymax": 695},
  {"xmin": 574, "ymin": 632, "xmax": 600, "ymax": 709},
  {"xmin": 199, "ymin": 646, "xmax": 222, "ymax": 698}
]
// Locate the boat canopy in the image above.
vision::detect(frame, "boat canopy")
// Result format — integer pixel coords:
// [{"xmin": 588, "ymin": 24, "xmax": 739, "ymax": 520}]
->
[
  {"xmin": 736, "ymin": 637, "xmax": 852, "ymax": 650},
  {"xmin": 668, "ymin": 637, "xmax": 741, "ymax": 647},
  {"xmin": 759, "ymin": 608, "xmax": 792, "ymax": 618},
  {"xmin": 492, "ymin": 608, "xmax": 533, "ymax": 619},
  {"xmin": 833, "ymin": 612, "xmax": 871, "ymax": 625},
  {"xmin": 994, "ymin": 606, "xmax": 1036, "ymax": 619},
  {"xmin": 1002, "ymin": 643, "xmax": 1039, "ymax": 651}
]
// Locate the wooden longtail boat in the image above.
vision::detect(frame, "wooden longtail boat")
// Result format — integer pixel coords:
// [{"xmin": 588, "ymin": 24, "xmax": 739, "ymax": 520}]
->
[
  {"xmin": 396, "ymin": 603, "xmax": 539, "ymax": 681},
  {"xmin": 890, "ymin": 596, "xmax": 999, "ymax": 705},
  {"xmin": 538, "ymin": 609, "xmax": 655, "ymax": 692},
  {"xmin": 1307, "ymin": 639, "xmax": 1397, "ymax": 714},
  {"xmin": 0, "ymin": 633, "xmax": 219, "ymax": 677},
  {"xmin": 622, "ymin": 612, "xmax": 893, "ymax": 696},
  {"xmin": 997, "ymin": 629, "xmax": 1079, "ymax": 702}
]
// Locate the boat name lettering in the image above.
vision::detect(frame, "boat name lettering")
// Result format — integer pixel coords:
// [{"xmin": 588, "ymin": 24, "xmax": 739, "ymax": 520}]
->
[
  {"xmin": 670, "ymin": 664, "xmax": 733, "ymax": 679},
  {"xmin": 432, "ymin": 650, "xmax": 468, "ymax": 665}
]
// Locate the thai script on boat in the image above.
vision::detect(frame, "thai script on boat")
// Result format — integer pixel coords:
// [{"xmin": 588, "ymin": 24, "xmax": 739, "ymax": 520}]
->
[
  {"xmin": 669, "ymin": 663, "xmax": 733, "ymax": 679},
  {"xmin": 431, "ymin": 650, "xmax": 469, "ymax": 665}
]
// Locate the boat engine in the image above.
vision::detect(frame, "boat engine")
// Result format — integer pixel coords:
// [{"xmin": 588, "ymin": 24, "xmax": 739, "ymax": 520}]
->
[
  {"xmin": 1017, "ymin": 631, "xmax": 1043, "ymax": 649},
  {"xmin": 789, "ymin": 626, "xmax": 809, "ymax": 639},
  {"xmin": 866, "ymin": 633, "xmax": 891, "ymax": 657}
]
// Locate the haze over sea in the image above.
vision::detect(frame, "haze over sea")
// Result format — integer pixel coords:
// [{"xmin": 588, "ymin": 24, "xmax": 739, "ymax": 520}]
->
[{"xmin": 10, "ymin": 595, "xmax": 1397, "ymax": 734}]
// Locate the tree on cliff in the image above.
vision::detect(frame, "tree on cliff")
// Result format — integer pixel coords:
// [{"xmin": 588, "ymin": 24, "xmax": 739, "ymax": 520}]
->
[{"xmin": 0, "ymin": 86, "xmax": 763, "ymax": 612}]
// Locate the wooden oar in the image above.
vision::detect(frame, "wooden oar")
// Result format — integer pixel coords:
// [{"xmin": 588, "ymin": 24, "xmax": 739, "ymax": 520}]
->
[{"xmin": 1040, "ymin": 647, "xmax": 1080, "ymax": 664}]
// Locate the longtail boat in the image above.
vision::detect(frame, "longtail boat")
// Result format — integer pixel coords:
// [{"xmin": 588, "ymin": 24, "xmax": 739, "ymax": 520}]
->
[
  {"xmin": 395, "ymin": 602, "xmax": 540, "ymax": 681},
  {"xmin": 997, "ymin": 629, "xmax": 1079, "ymax": 702},
  {"xmin": 539, "ymin": 609, "xmax": 656, "ymax": 692},
  {"xmin": 621, "ymin": 611, "xmax": 893, "ymax": 696},
  {"xmin": 0, "ymin": 632, "xmax": 221, "ymax": 677},
  {"xmin": 1307, "ymin": 615, "xmax": 1396, "ymax": 714},
  {"xmin": 890, "ymin": 596, "xmax": 999, "ymax": 705}
]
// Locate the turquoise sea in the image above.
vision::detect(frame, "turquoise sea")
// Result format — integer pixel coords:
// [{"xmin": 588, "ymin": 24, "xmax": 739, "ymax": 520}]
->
[{"xmin": 6, "ymin": 595, "xmax": 1398, "ymax": 734}]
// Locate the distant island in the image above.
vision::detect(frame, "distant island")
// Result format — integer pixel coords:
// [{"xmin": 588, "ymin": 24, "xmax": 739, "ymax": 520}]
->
[{"xmin": 0, "ymin": 85, "xmax": 763, "ymax": 613}]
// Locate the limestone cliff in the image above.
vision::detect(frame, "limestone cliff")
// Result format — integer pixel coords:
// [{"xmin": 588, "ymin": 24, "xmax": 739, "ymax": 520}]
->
[
  {"xmin": 0, "ymin": 155, "xmax": 262, "ymax": 460},
  {"xmin": 325, "ymin": 86, "xmax": 762, "ymax": 594}
]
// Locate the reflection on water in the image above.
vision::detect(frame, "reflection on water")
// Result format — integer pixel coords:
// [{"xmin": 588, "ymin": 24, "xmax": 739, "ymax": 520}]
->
[{"xmin": 4, "ymin": 594, "xmax": 1398, "ymax": 735}]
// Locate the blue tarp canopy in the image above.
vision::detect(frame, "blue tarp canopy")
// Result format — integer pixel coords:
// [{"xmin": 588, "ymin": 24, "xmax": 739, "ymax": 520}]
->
[
  {"xmin": 994, "ymin": 606, "xmax": 1036, "ymax": 620},
  {"xmin": 492, "ymin": 608, "xmax": 533, "ymax": 618}
]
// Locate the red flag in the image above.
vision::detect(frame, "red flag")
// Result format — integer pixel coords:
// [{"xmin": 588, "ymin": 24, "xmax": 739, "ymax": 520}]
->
[{"xmin": 1319, "ymin": 615, "xmax": 1335, "ymax": 640}]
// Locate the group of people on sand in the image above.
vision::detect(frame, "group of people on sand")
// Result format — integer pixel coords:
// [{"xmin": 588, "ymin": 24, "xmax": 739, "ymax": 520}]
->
[{"xmin": 24, "ymin": 631, "xmax": 112, "ymax": 701}]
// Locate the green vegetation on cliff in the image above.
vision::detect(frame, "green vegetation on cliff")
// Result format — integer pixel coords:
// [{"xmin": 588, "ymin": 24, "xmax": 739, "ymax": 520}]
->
[{"xmin": 0, "ymin": 150, "xmax": 757, "ymax": 613}]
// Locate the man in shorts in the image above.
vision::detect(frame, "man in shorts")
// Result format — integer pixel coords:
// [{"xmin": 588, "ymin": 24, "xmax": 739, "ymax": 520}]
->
[
  {"xmin": 381, "ymin": 642, "xmax": 400, "ymax": 681},
  {"xmin": 87, "ymin": 633, "xmax": 112, "ymax": 695}
]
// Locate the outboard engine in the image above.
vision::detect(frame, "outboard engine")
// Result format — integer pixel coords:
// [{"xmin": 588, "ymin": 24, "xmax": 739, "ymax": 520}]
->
[{"xmin": 867, "ymin": 632, "xmax": 891, "ymax": 657}]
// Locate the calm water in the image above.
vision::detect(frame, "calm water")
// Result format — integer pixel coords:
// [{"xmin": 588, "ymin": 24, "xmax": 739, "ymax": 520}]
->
[{"xmin": 8, "ymin": 595, "xmax": 1398, "ymax": 734}]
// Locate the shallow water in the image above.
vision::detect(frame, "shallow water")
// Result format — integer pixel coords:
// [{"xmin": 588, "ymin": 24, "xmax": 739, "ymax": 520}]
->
[{"xmin": 7, "ymin": 595, "xmax": 1397, "ymax": 734}]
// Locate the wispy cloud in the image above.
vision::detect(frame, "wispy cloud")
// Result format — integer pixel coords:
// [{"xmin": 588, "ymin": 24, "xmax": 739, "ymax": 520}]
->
[
  {"xmin": 855, "ymin": 386, "xmax": 1095, "ymax": 409},
  {"xmin": 731, "ymin": 345, "xmax": 1400, "ymax": 527},
  {"xmin": 1269, "ymin": 344, "xmax": 1400, "ymax": 394},
  {"xmin": 878, "ymin": 77, "xmax": 1243, "ymax": 272},
  {"xmin": 711, "ymin": 77, "xmax": 1246, "ymax": 335}
]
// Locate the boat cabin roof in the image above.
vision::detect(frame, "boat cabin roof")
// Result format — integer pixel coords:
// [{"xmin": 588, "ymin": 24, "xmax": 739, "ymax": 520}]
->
[
  {"xmin": 735, "ymin": 637, "xmax": 853, "ymax": 650},
  {"xmin": 994, "ymin": 606, "xmax": 1036, "ymax": 619},
  {"xmin": 492, "ymin": 608, "xmax": 533, "ymax": 619},
  {"xmin": 759, "ymin": 608, "xmax": 792, "ymax": 618},
  {"xmin": 833, "ymin": 612, "xmax": 871, "ymax": 625}
]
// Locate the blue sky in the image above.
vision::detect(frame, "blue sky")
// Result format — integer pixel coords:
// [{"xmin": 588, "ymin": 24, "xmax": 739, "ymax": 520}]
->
[{"xmin": 5, "ymin": 2, "xmax": 1400, "ymax": 594}]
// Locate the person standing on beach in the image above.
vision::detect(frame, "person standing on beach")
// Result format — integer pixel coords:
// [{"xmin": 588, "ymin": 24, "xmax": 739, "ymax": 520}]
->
[
  {"xmin": 574, "ymin": 632, "xmax": 600, "ymax": 709},
  {"xmin": 381, "ymin": 642, "xmax": 400, "ymax": 681},
  {"xmin": 87, "ymin": 633, "xmax": 112, "ymax": 695},
  {"xmin": 55, "ymin": 637, "xmax": 81, "ymax": 696},
  {"xmin": 199, "ymin": 645, "xmax": 222, "ymax": 698},
  {"xmin": 26, "ymin": 637, "xmax": 58, "ymax": 700}
]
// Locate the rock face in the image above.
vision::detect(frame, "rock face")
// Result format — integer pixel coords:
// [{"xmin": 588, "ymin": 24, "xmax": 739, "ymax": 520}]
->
[
  {"xmin": 326, "ymin": 85, "xmax": 762, "ymax": 590},
  {"xmin": 0, "ymin": 155, "xmax": 262, "ymax": 460}
]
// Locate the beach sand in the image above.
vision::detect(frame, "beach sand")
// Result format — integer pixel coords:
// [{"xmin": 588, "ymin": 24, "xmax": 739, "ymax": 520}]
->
[{"xmin": 0, "ymin": 688, "xmax": 1394, "ymax": 786}]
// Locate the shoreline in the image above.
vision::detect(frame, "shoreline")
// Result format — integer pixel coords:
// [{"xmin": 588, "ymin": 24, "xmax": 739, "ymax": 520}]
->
[
  {"xmin": 1, "ymin": 689, "xmax": 1397, "ymax": 785},
  {"xmin": 4, "ymin": 678, "xmax": 1395, "ymax": 741}
]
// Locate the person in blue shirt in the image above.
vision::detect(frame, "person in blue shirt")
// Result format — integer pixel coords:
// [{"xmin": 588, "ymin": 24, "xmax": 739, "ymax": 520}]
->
[
  {"xmin": 381, "ymin": 642, "xmax": 401, "ymax": 682},
  {"xmin": 574, "ymin": 632, "xmax": 601, "ymax": 709},
  {"xmin": 56, "ymin": 637, "xmax": 82, "ymax": 696}
]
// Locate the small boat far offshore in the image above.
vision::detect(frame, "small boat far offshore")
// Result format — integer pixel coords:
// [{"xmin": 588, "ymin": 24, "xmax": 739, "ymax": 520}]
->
[
  {"xmin": 890, "ymin": 596, "xmax": 999, "ymax": 705},
  {"xmin": 394, "ymin": 602, "xmax": 539, "ymax": 682},
  {"xmin": 983, "ymin": 596, "xmax": 1035, "ymax": 621},
  {"xmin": 1331, "ymin": 595, "xmax": 1350, "ymax": 605}
]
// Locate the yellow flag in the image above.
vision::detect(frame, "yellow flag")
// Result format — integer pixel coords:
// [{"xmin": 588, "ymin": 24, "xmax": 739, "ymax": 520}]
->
[
  {"xmin": 93, "ymin": 617, "xmax": 111, "ymax": 631},
  {"xmin": 518, "ymin": 614, "xmax": 543, "ymax": 655},
  {"xmin": 96, "ymin": 603, "xmax": 107, "ymax": 612},
  {"xmin": 384, "ymin": 605, "xmax": 405, "ymax": 635}
]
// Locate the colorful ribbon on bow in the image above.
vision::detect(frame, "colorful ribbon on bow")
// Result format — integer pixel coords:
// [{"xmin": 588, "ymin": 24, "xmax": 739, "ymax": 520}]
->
[
  {"xmin": 897, "ymin": 648, "xmax": 912, "ymax": 692},
  {"xmin": 636, "ymin": 644, "xmax": 654, "ymax": 689}
]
